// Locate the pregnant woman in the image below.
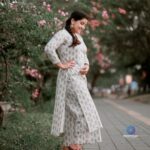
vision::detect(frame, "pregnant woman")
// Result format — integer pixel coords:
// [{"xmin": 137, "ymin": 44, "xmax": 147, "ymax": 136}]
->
[{"xmin": 44, "ymin": 11, "xmax": 103, "ymax": 150}]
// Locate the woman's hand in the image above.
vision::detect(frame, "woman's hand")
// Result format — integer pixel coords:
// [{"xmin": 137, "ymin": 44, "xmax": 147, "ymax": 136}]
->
[
  {"xmin": 79, "ymin": 64, "xmax": 89, "ymax": 75},
  {"xmin": 55, "ymin": 60, "xmax": 76, "ymax": 69}
]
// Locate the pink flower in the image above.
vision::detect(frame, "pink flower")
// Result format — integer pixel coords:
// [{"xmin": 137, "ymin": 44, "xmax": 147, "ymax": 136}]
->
[
  {"xmin": 32, "ymin": 88, "xmax": 40, "ymax": 99},
  {"xmin": 30, "ymin": 69, "xmax": 39, "ymax": 77},
  {"xmin": 89, "ymin": 19, "xmax": 101, "ymax": 29},
  {"xmin": 37, "ymin": 19, "xmax": 46, "ymax": 27},
  {"xmin": 102, "ymin": 10, "xmax": 109, "ymax": 20},
  {"xmin": 58, "ymin": 9, "xmax": 67, "ymax": 16},
  {"xmin": 61, "ymin": 11, "xmax": 66, "ymax": 16},
  {"xmin": 25, "ymin": 68, "xmax": 42, "ymax": 79},
  {"xmin": 9, "ymin": 1, "xmax": 18, "ymax": 10},
  {"xmin": 96, "ymin": 50, "xmax": 111, "ymax": 69},
  {"xmin": 58, "ymin": 9, "xmax": 61, "ymax": 13},
  {"xmin": 46, "ymin": 4, "xmax": 51, "ymax": 12},
  {"xmin": 118, "ymin": 8, "xmax": 127, "ymax": 15},
  {"xmin": 96, "ymin": 51, "xmax": 104, "ymax": 65}
]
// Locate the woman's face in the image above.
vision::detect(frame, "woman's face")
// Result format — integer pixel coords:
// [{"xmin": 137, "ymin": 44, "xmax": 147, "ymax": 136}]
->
[{"xmin": 71, "ymin": 18, "xmax": 88, "ymax": 34}]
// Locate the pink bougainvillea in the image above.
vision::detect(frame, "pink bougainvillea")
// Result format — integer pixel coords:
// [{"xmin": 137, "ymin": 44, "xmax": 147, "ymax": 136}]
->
[
  {"xmin": 37, "ymin": 19, "xmax": 46, "ymax": 27},
  {"xmin": 31, "ymin": 88, "xmax": 41, "ymax": 99},
  {"xmin": 24, "ymin": 68, "xmax": 42, "ymax": 80},
  {"xmin": 96, "ymin": 50, "xmax": 103, "ymax": 65},
  {"xmin": 46, "ymin": 4, "xmax": 51, "ymax": 12},
  {"xmin": 96, "ymin": 50, "xmax": 111, "ymax": 69},
  {"xmin": 58, "ymin": 9, "xmax": 68, "ymax": 16},
  {"xmin": 43, "ymin": 2, "xmax": 52, "ymax": 12},
  {"xmin": 118, "ymin": 8, "xmax": 127, "ymax": 15},
  {"xmin": 89, "ymin": 19, "xmax": 101, "ymax": 29},
  {"xmin": 9, "ymin": 1, "xmax": 18, "ymax": 10},
  {"xmin": 102, "ymin": 10, "xmax": 109, "ymax": 20}
]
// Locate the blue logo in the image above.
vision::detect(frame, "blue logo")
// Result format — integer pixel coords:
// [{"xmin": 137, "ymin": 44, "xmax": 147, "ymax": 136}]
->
[{"xmin": 126, "ymin": 125, "xmax": 136, "ymax": 135}]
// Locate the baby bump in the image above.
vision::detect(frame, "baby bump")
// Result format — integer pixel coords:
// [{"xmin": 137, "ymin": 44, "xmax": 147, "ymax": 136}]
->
[
  {"xmin": 67, "ymin": 66, "xmax": 87, "ymax": 85},
  {"xmin": 67, "ymin": 64, "xmax": 82, "ymax": 75}
]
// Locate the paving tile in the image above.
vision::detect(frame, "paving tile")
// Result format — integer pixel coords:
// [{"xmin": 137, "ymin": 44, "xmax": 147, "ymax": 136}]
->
[{"xmin": 83, "ymin": 98, "xmax": 150, "ymax": 150}]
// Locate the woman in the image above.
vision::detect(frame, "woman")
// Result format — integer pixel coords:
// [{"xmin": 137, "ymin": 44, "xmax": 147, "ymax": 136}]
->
[{"xmin": 44, "ymin": 11, "xmax": 103, "ymax": 150}]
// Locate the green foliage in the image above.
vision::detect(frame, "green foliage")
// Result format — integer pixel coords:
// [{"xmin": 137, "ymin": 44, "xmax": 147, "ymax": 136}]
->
[
  {"xmin": 1, "ymin": 0, "xmax": 149, "ymax": 105},
  {"xmin": 0, "ymin": 1, "xmax": 57, "ymax": 106},
  {"xmin": 0, "ymin": 101, "xmax": 62, "ymax": 150}
]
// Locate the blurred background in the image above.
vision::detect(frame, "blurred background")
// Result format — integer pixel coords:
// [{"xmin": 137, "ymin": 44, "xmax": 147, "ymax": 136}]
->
[{"xmin": 0, "ymin": 0, "xmax": 150, "ymax": 149}]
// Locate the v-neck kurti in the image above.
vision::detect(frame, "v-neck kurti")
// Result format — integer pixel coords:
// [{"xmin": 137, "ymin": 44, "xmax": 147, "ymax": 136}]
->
[{"xmin": 44, "ymin": 29, "xmax": 103, "ymax": 145}]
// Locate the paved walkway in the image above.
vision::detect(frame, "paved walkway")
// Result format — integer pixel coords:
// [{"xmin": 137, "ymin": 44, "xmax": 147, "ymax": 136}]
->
[{"xmin": 83, "ymin": 98, "xmax": 150, "ymax": 150}]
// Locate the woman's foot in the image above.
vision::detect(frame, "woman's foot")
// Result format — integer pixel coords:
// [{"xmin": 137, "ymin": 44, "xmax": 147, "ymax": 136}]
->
[{"xmin": 68, "ymin": 144, "xmax": 82, "ymax": 150}]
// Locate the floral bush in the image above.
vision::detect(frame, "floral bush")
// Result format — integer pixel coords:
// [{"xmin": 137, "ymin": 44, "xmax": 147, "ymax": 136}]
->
[{"xmin": 2, "ymin": 0, "xmax": 148, "ymax": 108}]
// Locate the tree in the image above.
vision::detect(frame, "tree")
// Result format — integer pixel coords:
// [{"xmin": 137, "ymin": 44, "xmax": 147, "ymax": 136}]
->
[{"xmin": 1, "ymin": 0, "xmax": 148, "ymax": 109}]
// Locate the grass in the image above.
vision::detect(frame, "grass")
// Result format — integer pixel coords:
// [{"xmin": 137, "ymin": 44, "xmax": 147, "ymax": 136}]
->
[{"xmin": 0, "ymin": 100, "xmax": 63, "ymax": 150}]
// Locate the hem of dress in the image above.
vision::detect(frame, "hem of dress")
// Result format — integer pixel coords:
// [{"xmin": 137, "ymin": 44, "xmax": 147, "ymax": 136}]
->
[{"xmin": 63, "ymin": 140, "xmax": 103, "ymax": 147}]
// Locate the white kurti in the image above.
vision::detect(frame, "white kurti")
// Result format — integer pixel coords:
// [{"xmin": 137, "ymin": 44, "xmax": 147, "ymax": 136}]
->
[{"xmin": 44, "ymin": 29, "xmax": 103, "ymax": 145}]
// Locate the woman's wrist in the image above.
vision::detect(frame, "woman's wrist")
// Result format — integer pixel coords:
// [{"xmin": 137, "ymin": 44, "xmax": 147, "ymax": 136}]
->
[
  {"xmin": 55, "ymin": 60, "xmax": 75, "ymax": 69},
  {"xmin": 55, "ymin": 63, "xmax": 64, "ymax": 69},
  {"xmin": 84, "ymin": 63, "xmax": 89, "ymax": 66},
  {"xmin": 84, "ymin": 63, "xmax": 89, "ymax": 69}
]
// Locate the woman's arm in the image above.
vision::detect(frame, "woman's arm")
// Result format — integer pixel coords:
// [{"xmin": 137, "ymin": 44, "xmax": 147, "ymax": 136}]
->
[
  {"xmin": 44, "ymin": 30, "xmax": 75, "ymax": 69},
  {"xmin": 44, "ymin": 30, "xmax": 65, "ymax": 65},
  {"xmin": 55, "ymin": 61, "xmax": 75, "ymax": 69}
]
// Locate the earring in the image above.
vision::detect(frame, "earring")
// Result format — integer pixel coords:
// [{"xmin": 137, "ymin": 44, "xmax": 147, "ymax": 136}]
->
[{"xmin": 70, "ymin": 23, "xmax": 74, "ymax": 28}]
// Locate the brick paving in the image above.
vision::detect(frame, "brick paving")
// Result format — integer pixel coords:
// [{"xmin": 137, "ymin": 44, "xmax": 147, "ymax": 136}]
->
[{"xmin": 83, "ymin": 98, "xmax": 150, "ymax": 150}]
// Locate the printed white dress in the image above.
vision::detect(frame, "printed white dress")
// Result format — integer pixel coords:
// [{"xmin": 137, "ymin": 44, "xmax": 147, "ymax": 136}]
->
[{"xmin": 44, "ymin": 29, "xmax": 103, "ymax": 146}]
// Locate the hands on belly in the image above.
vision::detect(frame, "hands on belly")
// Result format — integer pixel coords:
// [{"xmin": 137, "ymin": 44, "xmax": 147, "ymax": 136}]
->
[
  {"xmin": 55, "ymin": 60, "xmax": 89, "ymax": 75},
  {"xmin": 79, "ymin": 64, "xmax": 89, "ymax": 75},
  {"xmin": 55, "ymin": 60, "xmax": 76, "ymax": 69}
]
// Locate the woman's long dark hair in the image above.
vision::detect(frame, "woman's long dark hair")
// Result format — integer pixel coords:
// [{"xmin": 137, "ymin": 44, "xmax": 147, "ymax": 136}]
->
[{"xmin": 65, "ymin": 11, "xmax": 89, "ymax": 47}]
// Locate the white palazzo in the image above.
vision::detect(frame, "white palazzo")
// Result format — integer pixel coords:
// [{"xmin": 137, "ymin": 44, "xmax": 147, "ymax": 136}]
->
[{"xmin": 44, "ymin": 28, "xmax": 103, "ymax": 146}]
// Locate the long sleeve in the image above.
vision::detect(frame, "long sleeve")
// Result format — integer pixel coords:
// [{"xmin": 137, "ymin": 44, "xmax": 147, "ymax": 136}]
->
[{"xmin": 44, "ymin": 30, "xmax": 66, "ymax": 64}]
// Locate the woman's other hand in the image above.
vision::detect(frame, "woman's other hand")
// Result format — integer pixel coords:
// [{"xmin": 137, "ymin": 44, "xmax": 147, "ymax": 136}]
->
[
  {"xmin": 55, "ymin": 60, "xmax": 76, "ymax": 69},
  {"xmin": 79, "ymin": 64, "xmax": 89, "ymax": 75}
]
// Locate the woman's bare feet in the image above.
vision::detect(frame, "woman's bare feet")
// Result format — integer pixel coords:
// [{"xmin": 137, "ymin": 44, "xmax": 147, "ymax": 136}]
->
[{"xmin": 69, "ymin": 144, "xmax": 82, "ymax": 150}]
